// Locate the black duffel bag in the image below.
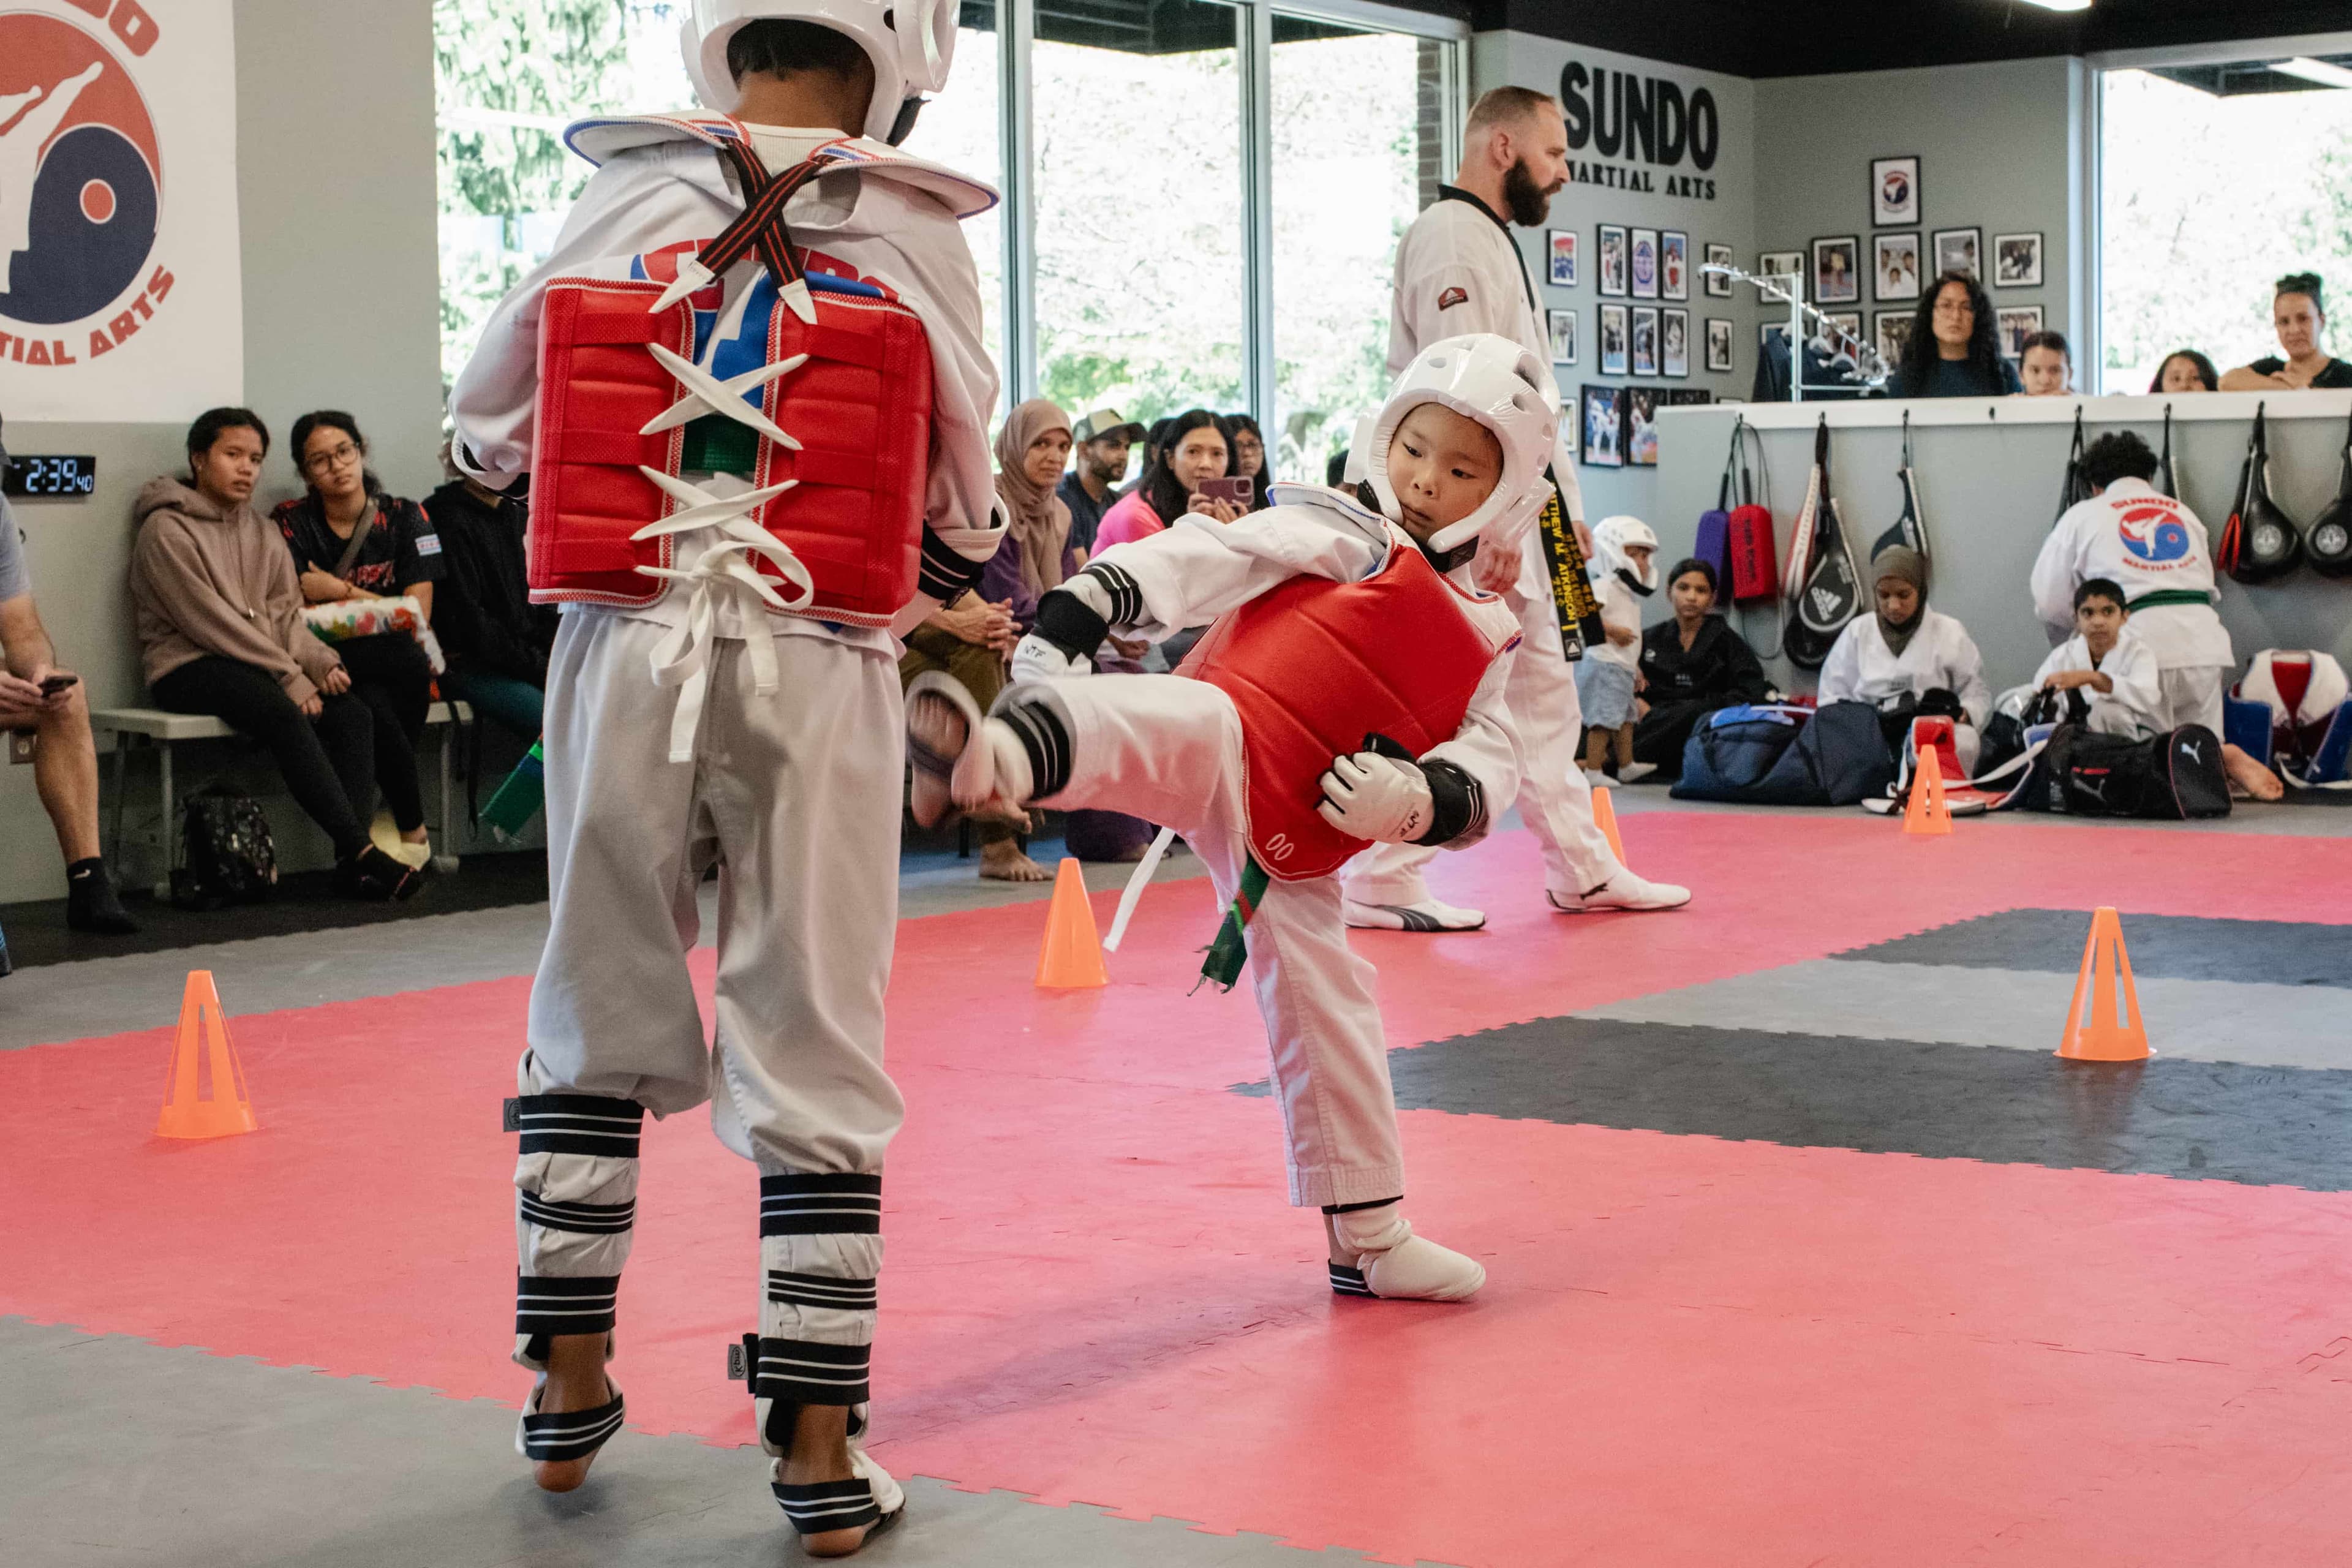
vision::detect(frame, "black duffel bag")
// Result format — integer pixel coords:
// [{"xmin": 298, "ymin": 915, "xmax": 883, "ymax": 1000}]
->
[{"xmin": 2019, "ymin": 723, "xmax": 2230, "ymax": 820}]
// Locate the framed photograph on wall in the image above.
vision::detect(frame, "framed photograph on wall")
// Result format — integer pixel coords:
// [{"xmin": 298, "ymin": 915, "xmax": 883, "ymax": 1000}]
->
[
  {"xmin": 1812, "ymin": 236, "xmax": 1860, "ymax": 305},
  {"xmin": 1667, "ymin": 389, "xmax": 1714, "ymax": 406},
  {"xmin": 1599, "ymin": 225, "xmax": 1629, "ymax": 296},
  {"xmin": 1932, "ymin": 226, "xmax": 1981, "ymax": 281},
  {"xmin": 1874, "ymin": 232, "xmax": 1923, "ymax": 302},
  {"xmin": 1580, "ymin": 385, "xmax": 1624, "ymax": 469},
  {"xmin": 1875, "ymin": 309, "xmax": 1915, "ymax": 365},
  {"xmin": 1703, "ymin": 242, "xmax": 1733, "ymax": 297},
  {"xmin": 1626, "ymin": 388, "xmax": 1661, "ymax": 467},
  {"xmin": 1871, "ymin": 155, "xmax": 1920, "ymax": 225},
  {"xmin": 1630, "ymin": 227, "xmax": 1660, "ymax": 299},
  {"xmin": 1822, "ymin": 311, "xmax": 1863, "ymax": 354},
  {"xmin": 1997, "ymin": 304, "xmax": 2045, "ymax": 359},
  {"xmin": 1994, "ymin": 232, "xmax": 2045, "ymax": 288},
  {"xmin": 1661, "ymin": 231, "xmax": 1689, "ymax": 300},
  {"xmin": 1548, "ymin": 307, "xmax": 1577, "ymax": 365},
  {"xmin": 1631, "ymin": 305, "xmax": 1660, "ymax": 375},
  {"xmin": 1599, "ymin": 303, "xmax": 1629, "ymax": 374},
  {"xmin": 1548, "ymin": 229, "xmax": 1578, "ymax": 287},
  {"xmin": 1662, "ymin": 307, "xmax": 1690, "ymax": 377},
  {"xmin": 1706, "ymin": 316, "xmax": 1735, "ymax": 372},
  {"xmin": 1759, "ymin": 251, "xmax": 1804, "ymax": 296}
]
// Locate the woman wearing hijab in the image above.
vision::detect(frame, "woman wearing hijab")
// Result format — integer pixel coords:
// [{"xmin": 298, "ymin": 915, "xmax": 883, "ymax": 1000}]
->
[
  {"xmin": 898, "ymin": 399, "xmax": 1071, "ymax": 882},
  {"xmin": 1818, "ymin": 546, "xmax": 1991, "ymax": 769}
]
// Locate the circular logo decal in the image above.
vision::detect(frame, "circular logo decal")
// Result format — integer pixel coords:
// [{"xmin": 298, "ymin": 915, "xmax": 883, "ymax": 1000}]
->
[
  {"xmin": 2117, "ymin": 502, "xmax": 2190, "ymax": 564},
  {"xmin": 0, "ymin": 11, "xmax": 162, "ymax": 328}
]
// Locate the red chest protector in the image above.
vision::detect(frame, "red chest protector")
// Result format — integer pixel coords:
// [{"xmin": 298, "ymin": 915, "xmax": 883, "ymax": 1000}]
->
[
  {"xmin": 526, "ymin": 273, "xmax": 934, "ymax": 627},
  {"xmin": 1178, "ymin": 540, "xmax": 1517, "ymax": 881}
]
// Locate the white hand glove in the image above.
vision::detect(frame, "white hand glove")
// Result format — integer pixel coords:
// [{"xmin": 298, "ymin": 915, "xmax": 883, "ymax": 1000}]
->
[
  {"xmin": 1315, "ymin": 752, "xmax": 1433, "ymax": 843},
  {"xmin": 1010, "ymin": 631, "xmax": 1093, "ymax": 684}
]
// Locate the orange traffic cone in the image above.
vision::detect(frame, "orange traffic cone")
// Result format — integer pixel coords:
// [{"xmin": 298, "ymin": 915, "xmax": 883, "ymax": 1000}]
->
[
  {"xmin": 2057, "ymin": 907, "xmax": 2150, "ymax": 1061},
  {"xmin": 1591, "ymin": 784, "xmax": 1628, "ymax": 866},
  {"xmin": 1903, "ymin": 745, "xmax": 1953, "ymax": 836},
  {"xmin": 1035, "ymin": 857, "xmax": 1109, "ymax": 989},
  {"xmin": 156, "ymin": 970, "xmax": 257, "ymax": 1139}
]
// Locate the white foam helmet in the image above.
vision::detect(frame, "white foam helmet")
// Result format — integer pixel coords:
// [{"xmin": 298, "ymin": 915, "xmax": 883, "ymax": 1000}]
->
[
  {"xmin": 1365, "ymin": 333, "xmax": 1558, "ymax": 554},
  {"xmin": 1593, "ymin": 514, "xmax": 1660, "ymax": 588},
  {"xmin": 680, "ymin": 0, "xmax": 960, "ymax": 142}
]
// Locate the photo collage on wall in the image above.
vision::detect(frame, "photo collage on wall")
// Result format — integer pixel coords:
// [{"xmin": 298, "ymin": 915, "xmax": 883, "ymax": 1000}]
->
[
  {"xmin": 1543, "ymin": 214, "xmax": 1737, "ymax": 468},
  {"xmin": 1757, "ymin": 154, "xmax": 2053, "ymax": 373}
]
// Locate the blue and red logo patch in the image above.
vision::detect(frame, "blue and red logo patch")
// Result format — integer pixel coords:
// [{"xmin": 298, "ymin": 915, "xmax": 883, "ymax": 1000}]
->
[
  {"xmin": 2116, "ymin": 500, "xmax": 2192, "ymax": 565},
  {"xmin": 0, "ymin": 6, "xmax": 172, "ymax": 363}
]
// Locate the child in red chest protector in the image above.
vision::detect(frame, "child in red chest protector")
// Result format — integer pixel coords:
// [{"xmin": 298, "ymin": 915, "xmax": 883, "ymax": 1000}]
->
[{"xmin": 907, "ymin": 333, "xmax": 1550, "ymax": 1302}]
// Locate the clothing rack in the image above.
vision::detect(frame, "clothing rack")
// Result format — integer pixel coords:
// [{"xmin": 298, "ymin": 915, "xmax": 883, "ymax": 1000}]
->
[{"xmin": 1702, "ymin": 262, "xmax": 1891, "ymax": 398}]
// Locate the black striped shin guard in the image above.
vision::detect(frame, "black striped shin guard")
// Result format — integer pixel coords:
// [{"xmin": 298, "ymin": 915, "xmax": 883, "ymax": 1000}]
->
[
  {"xmin": 753, "ymin": 1172, "xmax": 882, "ymax": 1455},
  {"xmin": 511, "ymin": 1094, "xmax": 644, "ymax": 1363}
]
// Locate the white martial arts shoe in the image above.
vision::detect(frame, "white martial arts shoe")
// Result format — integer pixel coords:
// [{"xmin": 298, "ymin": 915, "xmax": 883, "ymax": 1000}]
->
[
  {"xmin": 1617, "ymin": 761, "xmax": 1658, "ymax": 784},
  {"xmin": 1325, "ymin": 1203, "xmax": 1486, "ymax": 1302},
  {"xmin": 1547, "ymin": 869, "xmax": 1692, "ymax": 914},
  {"xmin": 771, "ymin": 1439, "xmax": 906, "ymax": 1556},
  {"xmin": 1341, "ymin": 896, "xmax": 1486, "ymax": 932}
]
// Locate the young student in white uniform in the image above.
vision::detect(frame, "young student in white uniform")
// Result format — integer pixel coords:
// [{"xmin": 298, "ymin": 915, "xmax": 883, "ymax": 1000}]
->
[
  {"xmin": 1342, "ymin": 85, "xmax": 1687, "ymax": 932},
  {"xmin": 2031, "ymin": 430, "xmax": 2282, "ymax": 799},
  {"xmin": 2030, "ymin": 578, "xmax": 2165, "ymax": 739},
  {"xmin": 449, "ymin": 2, "xmax": 1001, "ymax": 1552},
  {"xmin": 910, "ymin": 334, "xmax": 1546, "ymax": 1303},
  {"xmin": 1577, "ymin": 514, "xmax": 1659, "ymax": 784},
  {"xmin": 1819, "ymin": 546, "xmax": 1991, "ymax": 771}
]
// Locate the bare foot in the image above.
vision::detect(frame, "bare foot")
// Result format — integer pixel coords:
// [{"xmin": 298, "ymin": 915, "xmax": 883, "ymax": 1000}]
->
[
  {"xmin": 2223, "ymin": 742, "xmax": 2285, "ymax": 802},
  {"xmin": 783, "ymin": 1404, "xmax": 879, "ymax": 1558},
  {"xmin": 979, "ymin": 841, "xmax": 1050, "ymax": 881},
  {"xmin": 531, "ymin": 1333, "xmax": 612, "ymax": 1493}
]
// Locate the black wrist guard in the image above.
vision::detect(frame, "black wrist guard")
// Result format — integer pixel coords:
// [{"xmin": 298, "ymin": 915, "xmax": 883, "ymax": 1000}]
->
[{"xmin": 1412, "ymin": 759, "xmax": 1485, "ymax": 846}]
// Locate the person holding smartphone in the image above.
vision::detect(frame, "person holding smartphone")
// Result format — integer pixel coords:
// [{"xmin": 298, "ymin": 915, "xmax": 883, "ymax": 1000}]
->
[
  {"xmin": 1093, "ymin": 409, "xmax": 1243, "ymax": 548},
  {"xmin": 0, "ymin": 424, "xmax": 137, "ymax": 933}
]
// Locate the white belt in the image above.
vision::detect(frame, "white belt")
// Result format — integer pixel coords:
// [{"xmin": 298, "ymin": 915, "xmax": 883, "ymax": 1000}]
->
[{"xmin": 630, "ymin": 317, "xmax": 816, "ymax": 764}]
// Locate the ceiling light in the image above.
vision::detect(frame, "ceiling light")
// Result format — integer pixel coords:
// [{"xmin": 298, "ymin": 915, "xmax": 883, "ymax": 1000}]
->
[
  {"xmin": 2013, "ymin": 0, "xmax": 2092, "ymax": 12},
  {"xmin": 2275, "ymin": 56, "xmax": 2352, "ymax": 90}
]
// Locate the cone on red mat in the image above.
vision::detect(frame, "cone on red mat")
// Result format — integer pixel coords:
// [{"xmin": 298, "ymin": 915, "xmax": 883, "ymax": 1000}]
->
[
  {"xmin": 1035, "ymin": 857, "xmax": 1109, "ymax": 989},
  {"xmin": 2057, "ymin": 907, "xmax": 2150, "ymax": 1062},
  {"xmin": 1903, "ymin": 745, "xmax": 1953, "ymax": 836},
  {"xmin": 156, "ymin": 970, "xmax": 257, "ymax": 1139},
  {"xmin": 1591, "ymin": 784, "xmax": 1628, "ymax": 866}
]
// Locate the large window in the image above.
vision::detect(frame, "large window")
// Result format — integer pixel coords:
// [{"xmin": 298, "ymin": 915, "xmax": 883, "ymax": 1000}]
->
[
  {"xmin": 434, "ymin": 0, "xmax": 1464, "ymax": 432},
  {"xmin": 2098, "ymin": 54, "xmax": 2352, "ymax": 393}
]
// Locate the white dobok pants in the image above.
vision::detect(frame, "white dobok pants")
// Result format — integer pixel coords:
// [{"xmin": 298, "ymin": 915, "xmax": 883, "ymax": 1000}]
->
[
  {"xmin": 1034, "ymin": 674, "xmax": 1409, "ymax": 1209},
  {"xmin": 513, "ymin": 610, "xmax": 903, "ymax": 1446},
  {"xmin": 2157, "ymin": 666, "xmax": 2228, "ymax": 737},
  {"xmin": 1344, "ymin": 579, "xmax": 1619, "ymax": 908}
]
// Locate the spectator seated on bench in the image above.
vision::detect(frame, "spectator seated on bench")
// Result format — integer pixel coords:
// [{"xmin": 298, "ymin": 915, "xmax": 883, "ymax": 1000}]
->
[
  {"xmin": 129, "ymin": 407, "xmax": 417, "ymax": 901},
  {"xmin": 424, "ymin": 446, "xmax": 556, "ymax": 741}
]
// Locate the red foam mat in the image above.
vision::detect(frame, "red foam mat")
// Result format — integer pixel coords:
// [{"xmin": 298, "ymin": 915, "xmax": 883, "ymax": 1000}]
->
[{"xmin": 7, "ymin": 812, "xmax": 2352, "ymax": 1565}]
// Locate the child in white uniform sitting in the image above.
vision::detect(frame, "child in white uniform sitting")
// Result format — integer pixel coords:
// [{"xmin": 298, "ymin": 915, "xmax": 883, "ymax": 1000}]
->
[
  {"xmin": 1576, "ymin": 514, "xmax": 1658, "ymax": 784},
  {"xmin": 1819, "ymin": 545, "xmax": 1990, "ymax": 770},
  {"xmin": 2030, "ymin": 578, "xmax": 2163, "ymax": 738}
]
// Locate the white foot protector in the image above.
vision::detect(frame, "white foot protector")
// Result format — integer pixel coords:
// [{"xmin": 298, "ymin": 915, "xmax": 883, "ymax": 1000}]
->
[
  {"xmin": 1341, "ymin": 896, "xmax": 1486, "ymax": 932},
  {"xmin": 905, "ymin": 673, "xmax": 1016, "ymax": 826},
  {"xmin": 769, "ymin": 1444, "xmax": 906, "ymax": 1547},
  {"xmin": 1548, "ymin": 869, "xmax": 1692, "ymax": 914},
  {"xmin": 1326, "ymin": 1204, "xmax": 1486, "ymax": 1302}
]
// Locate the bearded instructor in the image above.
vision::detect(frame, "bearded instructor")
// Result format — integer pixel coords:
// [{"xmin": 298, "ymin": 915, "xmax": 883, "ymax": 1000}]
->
[{"xmin": 1341, "ymin": 85, "xmax": 1690, "ymax": 930}]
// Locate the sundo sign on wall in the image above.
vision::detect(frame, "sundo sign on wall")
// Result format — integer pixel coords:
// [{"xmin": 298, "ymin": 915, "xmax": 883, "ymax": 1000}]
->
[
  {"xmin": 0, "ymin": 0, "xmax": 241, "ymax": 421},
  {"xmin": 1559, "ymin": 61, "xmax": 1724, "ymax": 201}
]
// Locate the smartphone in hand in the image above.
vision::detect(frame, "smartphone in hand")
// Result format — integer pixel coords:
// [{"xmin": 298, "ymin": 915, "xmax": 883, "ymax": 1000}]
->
[
  {"xmin": 39, "ymin": 673, "xmax": 78, "ymax": 696},
  {"xmin": 1197, "ymin": 477, "xmax": 1254, "ymax": 507}
]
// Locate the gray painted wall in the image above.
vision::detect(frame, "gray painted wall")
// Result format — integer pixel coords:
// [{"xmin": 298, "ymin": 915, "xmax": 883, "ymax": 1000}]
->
[
  {"xmin": 1476, "ymin": 31, "xmax": 1761, "ymax": 527},
  {"xmin": 1752, "ymin": 57, "xmax": 2086, "ymax": 372},
  {"xmin": 1652, "ymin": 393, "xmax": 2352, "ymax": 703},
  {"xmin": 3, "ymin": 0, "xmax": 453, "ymax": 903}
]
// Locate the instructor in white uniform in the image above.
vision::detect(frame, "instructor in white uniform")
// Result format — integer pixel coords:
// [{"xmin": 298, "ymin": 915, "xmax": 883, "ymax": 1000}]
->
[{"xmin": 1343, "ymin": 85, "xmax": 1688, "ymax": 930}]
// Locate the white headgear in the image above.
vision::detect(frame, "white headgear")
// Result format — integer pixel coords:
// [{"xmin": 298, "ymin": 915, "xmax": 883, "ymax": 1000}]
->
[
  {"xmin": 1592, "ymin": 514, "xmax": 1660, "ymax": 591},
  {"xmin": 1363, "ymin": 333, "xmax": 1558, "ymax": 554},
  {"xmin": 680, "ymin": 0, "xmax": 961, "ymax": 143}
]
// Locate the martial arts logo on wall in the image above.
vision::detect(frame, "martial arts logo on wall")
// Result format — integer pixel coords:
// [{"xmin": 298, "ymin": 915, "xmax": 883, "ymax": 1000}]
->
[
  {"xmin": 2116, "ymin": 500, "xmax": 2193, "ymax": 567},
  {"xmin": 1558, "ymin": 62, "xmax": 1722, "ymax": 201},
  {"xmin": 0, "ymin": 1, "xmax": 241, "ymax": 422}
]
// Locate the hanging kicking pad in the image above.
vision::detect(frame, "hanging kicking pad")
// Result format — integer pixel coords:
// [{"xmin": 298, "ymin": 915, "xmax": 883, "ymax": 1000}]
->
[
  {"xmin": 2051, "ymin": 406, "xmax": 2092, "ymax": 526},
  {"xmin": 2218, "ymin": 401, "xmax": 2305, "ymax": 584},
  {"xmin": 1871, "ymin": 412, "xmax": 1929, "ymax": 565},
  {"xmin": 2307, "ymin": 406, "xmax": 2352, "ymax": 578},
  {"xmin": 1783, "ymin": 417, "xmax": 1858, "ymax": 669}
]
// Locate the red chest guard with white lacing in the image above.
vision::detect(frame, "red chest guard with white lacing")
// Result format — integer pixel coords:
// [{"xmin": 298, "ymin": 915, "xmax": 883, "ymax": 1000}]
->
[
  {"xmin": 1178, "ymin": 540, "xmax": 1517, "ymax": 881},
  {"xmin": 526, "ymin": 273, "xmax": 933, "ymax": 625}
]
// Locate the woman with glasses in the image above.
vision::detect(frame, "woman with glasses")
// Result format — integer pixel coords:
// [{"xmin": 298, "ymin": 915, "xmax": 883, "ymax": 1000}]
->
[
  {"xmin": 272, "ymin": 410, "xmax": 440, "ymax": 868},
  {"xmin": 1888, "ymin": 271, "xmax": 2021, "ymax": 399}
]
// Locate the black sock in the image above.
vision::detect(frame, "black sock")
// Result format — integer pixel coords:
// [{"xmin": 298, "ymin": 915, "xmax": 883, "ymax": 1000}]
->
[{"xmin": 67, "ymin": 857, "xmax": 104, "ymax": 884}]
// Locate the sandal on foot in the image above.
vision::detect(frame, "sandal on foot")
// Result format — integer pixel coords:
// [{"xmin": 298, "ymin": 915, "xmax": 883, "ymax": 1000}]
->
[{"xmin": 772, "ymin": 1447, "xmax": 907, "ymax": 1555}]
